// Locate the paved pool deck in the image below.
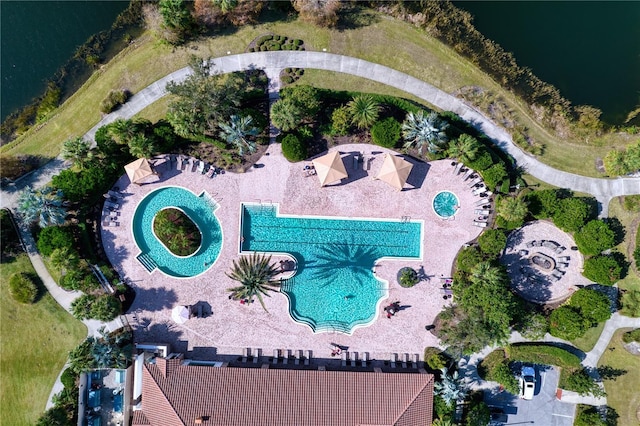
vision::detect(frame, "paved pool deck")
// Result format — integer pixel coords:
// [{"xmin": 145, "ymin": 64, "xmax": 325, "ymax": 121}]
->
[{"xmin": 102, "ymin": 144, "xmax": 483, "ymax": 361}]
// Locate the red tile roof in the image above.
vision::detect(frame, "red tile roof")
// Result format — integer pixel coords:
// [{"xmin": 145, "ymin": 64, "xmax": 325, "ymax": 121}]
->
[{"xmin": 132, "ymin": 358, "xmax": 433, "ymax": 426}]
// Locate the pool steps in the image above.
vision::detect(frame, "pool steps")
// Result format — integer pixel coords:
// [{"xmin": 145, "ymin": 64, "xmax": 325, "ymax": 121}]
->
[{"xmin": 137, "ymin": 253, "xmax": 158, "ymax": 273}]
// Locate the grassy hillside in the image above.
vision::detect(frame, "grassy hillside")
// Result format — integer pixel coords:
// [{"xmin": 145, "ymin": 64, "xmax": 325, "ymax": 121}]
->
[
  {"xmin": 1, "ymin": 10, "xmax": 634, "ymax": 176},
  {"xmin": 0, "ymin": 255, "xmax": 87, "ymax": 425}
]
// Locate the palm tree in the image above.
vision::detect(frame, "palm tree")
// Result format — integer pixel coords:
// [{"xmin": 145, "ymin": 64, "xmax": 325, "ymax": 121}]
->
[
  {"xmin": 432, "ymin": 419, "xmax": 454, "ymax": 426},
  {"xmin": 434, "ymin": 367, "xmax": 468, "ymax": 407},
  {"xmin": 447, "ymin": 134, "xmax": 479, "ymax": 164},
  {"xmin": 470, "ymin": 261, "xmax": 504, "ymax": 287},
  {"xmin": 219, "ymin": 115, "xmax": 259, "ymax": 156},
  {"xmin": 347, "ymin": 95, "xmax": 380, "ymax": 129},
  {"xmin": 226, "ymin": 252, "xmax": 281, "ymax": 311},
  {"xmin": 270, "ymin": 98, "xmax": 302, "ymax": 132},
  {"xmin": 497, "ymin": 196, "xmax": 528, "ymax": 223},
  {"xmin": 50, "ymin": 247, "xmax": 80, "ymax": 273},
  {"xmin": 17, "ymin": 186, "xmax": 67, "ymax": 228},
  {"xmin": 212, "ymin": 0, "xmax": 238, "ymax": 13},
  {"xmin": 61, "ymin": 137, "xmax": 92, "ymax": 169},
  {"xmin": 402, "ymin": 111, "xmax": 449, "ymax": 155},
  {"xmin": 128, "ymin": 133, "xmax": 156, "ymax": 158}
]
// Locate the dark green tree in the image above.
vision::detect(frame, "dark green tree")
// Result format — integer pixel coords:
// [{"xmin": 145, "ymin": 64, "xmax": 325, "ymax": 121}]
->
[
  {"xmin": 565, "ymin": 369, "xmax": 606, "ymax": 397},
  {"xmin": 553, "ymin": 198, "xmax": 592, "ymax": 232},
  {"xmin": 371, "ymin": 117, "xmax": 401, "ymax": 148},
  {"xmin": 8, "ymin": 272, "xmax": 38, "ymax": 304},
  {"xmin": 61, "ymin": 137, "xmax": 92, "ymax": 169},
  {"xmin": 526, "ymin": 189, "xmax": 563, "ymax": 218},
  {"xmin": 159, "ymin": 0, "xmax": 196, "ymax": 45},
  {"xmin": 583, "ymin": 254, "xmax": 624, "ymax": 285},
  {"xmin": 270, "ymin": 98, "xmax": 303, "ymax": 132},
  {"xmin": 348, "ymin": 95, "xmax": 380, "ymax": 130},
  {"xmin": 575, "ymin": 220, "xmax": 616, "ymax": 256},
  {"xmin": 281, "ymin": 134, "xmax": 307, "ymax": 162},
  {"xmin": 448, "ymin": 134, "xmax": 480, "ymax": 164},
  {"xmin": 570, "ymin": 288, "xmax": 611, "ymax": 324},
  {"xmin": 477, "ymin": 229, "xmax": 507, "ymax": 259},
  {"xmin": 549, "ymin": 306, "xmax": 587, "ymax": 340},
  {"xmin": 36, "ymin": 226, "xmax": 74, "ymax": 257}
]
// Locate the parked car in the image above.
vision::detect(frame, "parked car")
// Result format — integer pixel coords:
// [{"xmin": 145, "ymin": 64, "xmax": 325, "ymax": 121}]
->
[{"xmin": 519, "ymin": 366, "xmax": 536, "ymax": 400}]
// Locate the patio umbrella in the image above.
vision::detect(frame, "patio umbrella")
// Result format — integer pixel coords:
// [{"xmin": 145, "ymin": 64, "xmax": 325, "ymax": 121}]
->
[
  {"xmin": 124, "ymin": 158, "xmax": 154, "ymax": 184},
  {"xmin": 171, "ymin": 305, "xmax": 190, "ymax": 324},
  {"xmin": 375, "ymin": 154, "xmax": 413, "ymax": 191},
  {"xmin": 312, "ymin": 151, "xmax": 348, "ymax": 187}
]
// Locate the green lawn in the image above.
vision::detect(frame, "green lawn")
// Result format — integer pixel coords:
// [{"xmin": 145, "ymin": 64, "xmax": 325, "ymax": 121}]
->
[
  {"xmin": 1, "ymin": 10, "xmax": 634, "ymax": 176},
  {"xmin": 571, "ymin": 321, "xmax": 606, "ymax": 353},
  {"xmin": 598, "ymin": 328, "xmax": 640, "ymax": 426},
  {"xmin": 0, "ymin": 254, "xmax": 86, "ymax": 425}
]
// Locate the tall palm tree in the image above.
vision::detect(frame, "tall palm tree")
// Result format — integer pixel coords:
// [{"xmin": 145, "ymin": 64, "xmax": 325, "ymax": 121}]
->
[
  {"xmin": 347, "ymin": 95, "xmax": 380, "ymax": 129},
  {"xmin": 402, "ymin": 111, "xmax": 449, "ymax": 155},
  {"xmin": 447, "ymin": 134, "xmax": 479, "ymax": 164},
  {"xmin": 270, "ymin": 98, "xmax": 302, "ymax": 132},
  {"xmin": 226, "ymin": 252, "xmax": 281, "ymax": 311},
  {"xmin": 61, "ymin": 137, "xmax": 93, "ymax": 169},
  {"xmin": 219, "ymin": 115, "xmax": 259, "ymax": 156},
  {"xmin": 497, "ymin": 196, "xmax": 528, "ymax": 223},
  {"xmin": 128, "ymin": 133, "xmax": 156, "ymax": 158},
  {"xmin": 17, "ymin": 186, "xmax": 67, "ymax": 228}
]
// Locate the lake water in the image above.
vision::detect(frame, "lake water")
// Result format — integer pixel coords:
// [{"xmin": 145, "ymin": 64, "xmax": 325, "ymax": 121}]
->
[
  {"xmin": 455, "ymin": 1, "xmax": 640, "ymax": 124},
  {"xmin": 0, "ymin": 1, "xmax": 128, "ymax": 121}
]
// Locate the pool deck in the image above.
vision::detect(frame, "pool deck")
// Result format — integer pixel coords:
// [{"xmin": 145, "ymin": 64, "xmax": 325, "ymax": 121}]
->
[{"xmin": 102, "ymin": 144, "xmax": 483, "ymax": 361}]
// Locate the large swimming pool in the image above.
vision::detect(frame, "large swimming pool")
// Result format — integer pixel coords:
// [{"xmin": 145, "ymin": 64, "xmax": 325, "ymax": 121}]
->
[
  {"xmin": 132, "ymin": 186, "xmax": 222, "ymax": 278},
  {"xmin": 241, "ymin": 204, "xmax": 422, "ymax": 334}
]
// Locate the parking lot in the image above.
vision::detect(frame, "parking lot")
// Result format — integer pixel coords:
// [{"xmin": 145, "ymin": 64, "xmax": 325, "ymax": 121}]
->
[{"xmin": 484, "ymin": 366, "xmax": 576, "ymax": 426}]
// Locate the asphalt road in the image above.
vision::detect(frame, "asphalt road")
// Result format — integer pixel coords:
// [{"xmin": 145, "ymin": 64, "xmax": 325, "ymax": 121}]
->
[{"xmin": 484, "ymin": 365, "xmax": 576, "ymax": 426}]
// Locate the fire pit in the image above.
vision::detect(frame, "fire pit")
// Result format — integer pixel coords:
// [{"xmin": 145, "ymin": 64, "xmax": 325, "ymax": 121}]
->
[{"xmin": 529, "ymin": 252, "xmax": 556, "ymax": 273}]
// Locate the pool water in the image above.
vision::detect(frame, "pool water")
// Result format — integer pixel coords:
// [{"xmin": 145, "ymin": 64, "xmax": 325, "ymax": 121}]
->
[
  {"xmin": 132, "ymin": 186, "xmax": 222, "ymax": 278},
  {"xmin": 433, "ymin": 191, "xmax": 459, "ymax": 218},
  {"xmin": 241, "ymin": 204, "xmax": 422, "ymax": 334}
]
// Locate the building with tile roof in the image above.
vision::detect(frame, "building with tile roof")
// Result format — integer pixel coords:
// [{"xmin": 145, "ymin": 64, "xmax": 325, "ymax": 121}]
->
[{"xmin": 131, "ymin": 355, "xmax": 434, "ymax": 426}]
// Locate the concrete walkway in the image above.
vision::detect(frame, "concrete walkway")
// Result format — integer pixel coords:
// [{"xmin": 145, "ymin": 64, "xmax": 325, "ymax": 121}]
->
[{"xmin": 1, "ymin": 52, "xmax": 638, "ymax": 212}]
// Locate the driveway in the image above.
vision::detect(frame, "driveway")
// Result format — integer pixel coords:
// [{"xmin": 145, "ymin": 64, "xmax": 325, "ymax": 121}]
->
[{"xmin": 484, "ymin": 366, "xmax": 576, "ymax": 426}]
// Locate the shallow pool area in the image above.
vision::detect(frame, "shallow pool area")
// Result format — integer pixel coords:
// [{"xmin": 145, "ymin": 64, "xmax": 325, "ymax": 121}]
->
[
  {"xmin": 432, "ymin": 191, "xmax": 459, "ymax": 218},
  {"xmin": 241, "ymin": 204, "xmax": 422, "ymax": 334},
  {"xmin": 132, "ymin": 186, "xmax": 222, "ymax": 278}
]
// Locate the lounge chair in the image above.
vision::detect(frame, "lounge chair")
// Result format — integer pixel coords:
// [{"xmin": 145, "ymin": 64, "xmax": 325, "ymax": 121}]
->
[
  {"xmin": 341, "ymin": 351, "xmax": 348, "ymax": 367},
  {"xmin": 473, "ymin": 221, "xmax": 488, "ymax": 228},
  {"xmin": 105, "ymin": 201, "xmax": 119, "ymax": 210},
  {"xmin": 197, "ymin": 161, "xmax": 206, "ymax": 174},
  {"xmin": 474, "ymin": 209, "xmax": 490, "ymax": 215},
  {"xmin": 472, "ymin": 186, "xmax": 487, "ymax": 195},
  {"xmin": 559, "ymin": 256, "xmax": 571, "ymax": 262},
  {"xmin": 555, "ymin": 246, "xmax": 566, "ymax": 254},
  {"xmin": 468, "ymin": 177, "xmax": 482, "ymax": 187},
  {"xmin": 412, "ymin": 354, "xmax": 419, "ymax": 369},
  {"xmin": 361, "ymin": 352, "xmax": 368, "ymax": 367},
  {"xmin": 304, "ymin": 350, "xmax": 311, "ymax": 365},
  {"xmin": 526, "ymin": 241, "xmax": 535, "ymax": 248},
  {"xmin": 390, "ymin": 353, "xmax": 397, "ymax": 368},
  {"xmin": 272, "ymin": 350, "xmax": 279, "ymax": 364},
  {"xmin": 176, "ymin": 156, "xmax": 183, "ymax": 170}
]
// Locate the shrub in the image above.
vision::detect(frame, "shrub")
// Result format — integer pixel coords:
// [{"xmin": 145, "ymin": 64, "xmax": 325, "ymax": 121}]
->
[
  {"xmin": 464, "ymin": 399, "xmax": 490, "ymax": 426},
  {"xmin": 506, "ymin": 343, "xmax": 581, "ymax": 368},
  {"xmin": 575, "ymin": 220, "xmax": 616, "ymax": 256},
  {"xmin": 564, "ymin": 368, "xmax": 606, "ymax": 397},
  {"xmin": 60, "ymin": 368, "xmax": 77, "ymax": 389},
  {"xmin": 37, "ymin": 226, "xmax": 75, "ymax": 256},
  {"xmin": 466, "ymin": 150, "xmax": 493, "ymax": 171},
  {"xmin": 426, "ymin": 352, "xmax": 449, "ymax": 371},
  {"xmin": 89, "ymin": 295, "xmax": 122, "ymax": 321},
  {"xmin": 8, "ymin": 272, "xmax": 38, "ymax": 304},
  {"xmin": 574, "ymin": 405, "xmax": 615, "ymax": 426},
  {"xmin": 455, "ymin": 246, "xmax": 483, "ymax": 274},
  {"xmin": 280, "ymin": 134, "xmax": 307, "ymax": 162},
  {"xmin": 60, "ymin": 263, "xmax": 101, "ymax": 293},
  {"xmin": 99, "ymin": 89, "xmax": 129, "ymax": 114},
  {"xmin": 330, "ymin": 106, "xmax": 351, "ymax": 136},
  {"xmin": 633, "ymin": 246, "xmax": 640, "ymax": 270},
  {"xmin": 371, "ymin": 117, "xmax": 401, "ymax": 148},
  {"xmin": 621, "ymin": 289, "xmax": 640, "ymax": 317},
  {"xmin": 549, "ymin": 306, "xmax": 587, "ymax": 340},
  {"xmin": 553, "ymin": 198, "xmax": 592, "ymax": 232},
  {"xmin": 516, "ymin": 312, "xmax": 549, "ymax": 340},
  {"xmin": 489, "ymin": 362, "xmax": 519, "ymax": 395},
  {"xmin": 398, "ymin": 267, "xmax": 419, "ymax": 288},
  {"xmin": 526, "ymin": 189, "xmax": 563, "ymax": 219},
  {"xmin": 477, "ymin": 229, "xmax": 507, "ymax": 259},
  {"xmin": 583, "ymin": 254, "xmax": 623, "ymax": 285},
  {"xmin": 569, "ymin": 288, "xmax": 612, "ymax": 324},
  {"xmin": 622, "ymin": 328, "xmax": 640, "ymax": 343},
  {"xmin": 71, "ymin": 294, "xmax": 96, "ymax": 319},
  {"xmin": 481, "ymin": 163, "xmax": 507, "ymax": 190}
]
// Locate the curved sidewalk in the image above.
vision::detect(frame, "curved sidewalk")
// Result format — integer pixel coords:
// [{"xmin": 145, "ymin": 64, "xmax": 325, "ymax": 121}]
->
[{"xmin": 2, "ymin": 51, "xmax": 638, "ymax": 213}]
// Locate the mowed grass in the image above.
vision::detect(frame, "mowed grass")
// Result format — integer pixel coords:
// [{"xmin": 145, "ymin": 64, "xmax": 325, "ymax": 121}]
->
[
  {"xmin": 607, "ymin": 196, "xmax": 640, "ymax": 310},
  {"xmin": 1, "ymin": 10, "xmax": 634, "ymax": 175},
  {"xmin": 571, "ymin": 321, "xmax": 606, "ymax": 353},
  {"xmin": 598, "ymin": 328, "xmax": 640, "ymax": 426},
  {"xmin": 0, "ymin": 254, "xmax": 86, "ymax": 425}
]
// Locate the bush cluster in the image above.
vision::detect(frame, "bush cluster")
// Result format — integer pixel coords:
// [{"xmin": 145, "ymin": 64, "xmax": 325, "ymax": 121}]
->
[
  {"xmin": 622, "ymin": 328, "xmax": 640, "ymax": 343},
  {"xmin": 9, "ymin": 272, "xmax": 39, "ymax": 304},
  {"xmin": 477, "ymin": 350, "xmax": 519, "ymax": 394},
  {"xmin": 280, "ymin": 67, "xmax": 304, "ymax": 85},
  {"xmin": 549, "ymin": 289, "xmax": 611, "ymax": 340},
  {"xmin": 100, "ymin": 89, "xmax": 130, "ymax": 114},
  {"xmin": 583, "ymin": 254, "xmax": 624, "ymax": 285},
  {"xmin": 37, "ymin": 226, "xmax": 75, "ymax": 257},
  {"xmin": 398, "ymin": 267, "xmax": 419, "ymax": 288},
  {"xmin": 371, "ymin": 117, "xmax": 401, "ymax": 148},
  {"xmin": 506, "ymin": 343, "xmax": 581, "ymax": 368},
  {"xmin": 249, "ymin": 34, "xmax": 304, "ymax": 52},
  {"xmin": 477, "ymin": 229, "xmax": 507, "ymax": 259},
  {"xmin": 280, "ymin": 134, "xmax": 308, "ymax": 162},
  {"xmin": 71, "ymin": 294, "xmax": 121, "ymax": 321}
]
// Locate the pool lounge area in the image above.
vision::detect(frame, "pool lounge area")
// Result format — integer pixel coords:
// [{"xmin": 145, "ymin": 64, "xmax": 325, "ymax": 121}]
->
[{"xmin": 102, "ymin": 143, "xmax": 482, "ymax": 362}]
